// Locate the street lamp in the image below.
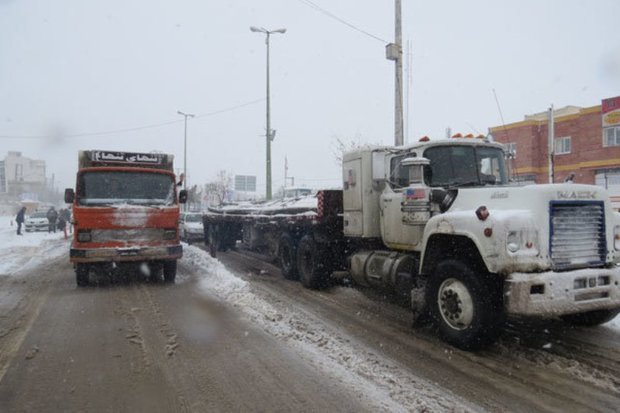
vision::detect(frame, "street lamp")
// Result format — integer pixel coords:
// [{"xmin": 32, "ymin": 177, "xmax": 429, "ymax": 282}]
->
[
  {"xmin": 250, "ymin": 26, "xmax": 286, "ymax": 200},
  {"xmin": 177, "ymin": 110, "xmax": 194, "ymax": 208}
]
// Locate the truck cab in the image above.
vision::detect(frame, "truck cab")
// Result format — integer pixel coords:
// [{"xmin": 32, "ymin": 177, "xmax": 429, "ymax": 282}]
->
[
  {"xmin": 65, "ymin": 150, "xmax": 187, "ymax": 286},
  {"xmin": 343, "ymin": 138, "xmax": 620, "ymax": 349}
]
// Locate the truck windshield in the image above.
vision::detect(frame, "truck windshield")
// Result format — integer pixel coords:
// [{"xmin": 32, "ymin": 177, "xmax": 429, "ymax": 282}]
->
[
  {"xmin": 423, "ymin": 145, "xmax": 508, "ymax": 187},
  {"xmin": 77, "ymin": 171, "xmax": 176, "ymax": 206}
]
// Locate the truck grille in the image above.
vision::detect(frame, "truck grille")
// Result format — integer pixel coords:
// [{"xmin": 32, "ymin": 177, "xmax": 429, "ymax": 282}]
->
[
  {"xmin": 91, "ymin": 228, "xmax": 166, "ymax": 242},
  {"xmin": 549, "ymin": 201, "xmax": 606, "ymax": 270}
]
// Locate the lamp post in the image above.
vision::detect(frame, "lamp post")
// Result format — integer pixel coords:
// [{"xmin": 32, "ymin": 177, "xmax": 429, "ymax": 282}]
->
[
  {"xmin": 250, "ymin": 26, "xmax": 286, "ymax": 200},
  {"xmin": 177, "ymin": 110, "xmax": 194, "ymax": 209}
]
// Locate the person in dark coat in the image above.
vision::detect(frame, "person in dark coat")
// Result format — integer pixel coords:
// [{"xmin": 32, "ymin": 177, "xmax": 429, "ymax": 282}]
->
[
  {"xmin": 61, "ymin": 208, "xmax": 72, "ymax": 234},
  {"xmin": 47, "ymin": 207, "xmax": 58, "ymax": 233},
  {"xmin": 16, "ymin": 206, "xmax": 26, "ymax": 235},
  {"xmin": 57, "ymin": 209, "xmax": 67, "ymax": 239}
]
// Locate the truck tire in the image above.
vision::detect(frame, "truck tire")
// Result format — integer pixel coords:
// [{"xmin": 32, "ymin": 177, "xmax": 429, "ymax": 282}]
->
[
  {"xmin": 560, "ymin": 308, "xmax": 620, "ymax": 327},
  {"xmin": 163, "ymin": 260, "xmax": 177, "ymax": 283},
  {"xmin": 296, "ymin": 235, "xmax": 329, "ymax": 289},
  {"xmin": 76, "ymin": 263, "xmax": 89, "ymax": 287},
  {"xmin": 278, "ymin": 233, "xmax": 298, "ymax": 280},
  {"xmin": 426, "ymin": 259, "xmax": 504, "ymax": 350}
]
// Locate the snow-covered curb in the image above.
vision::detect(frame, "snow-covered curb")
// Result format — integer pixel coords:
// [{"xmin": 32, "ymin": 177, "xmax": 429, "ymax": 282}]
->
[
  {"xmin": 0, "ymin": 216, "xmax": 68, "ymax": 277},
  {"xmin": 183, "ymin": 245, "xmax": 477, "ymax": 412}
]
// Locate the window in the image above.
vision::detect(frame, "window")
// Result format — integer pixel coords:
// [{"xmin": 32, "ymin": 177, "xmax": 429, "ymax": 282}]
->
[
  {"xmin": 422, "ymin": 145, "xmax": 508, "ymax": 187},
  {"xmin": 603, "ymin": 126, "xmax": 620, "ymax": 147},
  {"xmin": 77, "ymin": 171, "xmax": 176, "ymax": 206},
  {"xmin": 554, "ymin": 136, "xmax": 571, "ymax": 155},
  {"xmin": 14, "ymin": 163, "xmax": 23, "ymax": 181},
  {"xmin": 506, "ymin": 142, "xmax": 517, "ymax": 158}
]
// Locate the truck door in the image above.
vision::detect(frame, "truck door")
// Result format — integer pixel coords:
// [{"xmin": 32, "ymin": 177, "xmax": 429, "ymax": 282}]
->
[{"xmin": 380, "ymin": 157, "xmax": 429, "ymax": 250}]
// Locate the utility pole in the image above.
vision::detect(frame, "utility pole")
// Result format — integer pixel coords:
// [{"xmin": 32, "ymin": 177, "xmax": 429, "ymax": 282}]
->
[
  {"xmin": 250, "ymin": 26, "xmax": 286, "ymax": 200},
  {"xmin": 548, "ymin": 105, "xmax": 555, "ymax": 183},
  {"xmin": 386, "ymin": 0, "xmax": 404, "ymax": 146},
  {"xmin": 177, "ymin": 110, "xmax": 195, "ymax": 209}
]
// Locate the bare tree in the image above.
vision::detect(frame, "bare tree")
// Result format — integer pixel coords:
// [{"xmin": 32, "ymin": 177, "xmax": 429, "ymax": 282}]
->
[
  {"xmin": 331, "ymin": 133, "xmax": 378, "ymax": 165},
  {"xmin": 204, "ymin": 170, "xmax": 233, "ymax": 206}
]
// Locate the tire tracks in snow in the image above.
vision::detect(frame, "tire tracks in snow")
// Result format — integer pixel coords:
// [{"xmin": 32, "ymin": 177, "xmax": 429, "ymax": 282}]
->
[{"xmin": 203, "ymin": 247, "xmax": 620, "ymax": 413}]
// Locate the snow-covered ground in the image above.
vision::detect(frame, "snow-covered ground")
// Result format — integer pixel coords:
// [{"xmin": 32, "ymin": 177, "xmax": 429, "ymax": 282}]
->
[
  {"xmin": 184, "ymin": 244, "xmax": 476, "ymax": 411},
  {"xmin": 0, "ymin": 216, "xmax": 68, "ymax": 277}
]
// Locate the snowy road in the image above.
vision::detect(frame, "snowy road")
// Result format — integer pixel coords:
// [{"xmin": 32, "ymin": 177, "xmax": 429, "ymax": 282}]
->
[{"xmin": 0, "ymin": 216, "xmax": 619, "ymax": 412}]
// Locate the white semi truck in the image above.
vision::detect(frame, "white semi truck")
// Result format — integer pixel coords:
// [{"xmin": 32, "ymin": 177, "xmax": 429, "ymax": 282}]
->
[{"xmin": 204, "ymin": 137, "xmax": 620, "ymax": 349}]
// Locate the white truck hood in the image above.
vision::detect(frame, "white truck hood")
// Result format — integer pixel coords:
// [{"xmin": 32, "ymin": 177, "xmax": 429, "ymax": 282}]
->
[{"xmin": 428, "ymin": 183, "xmax": 620, "ymax": 273}]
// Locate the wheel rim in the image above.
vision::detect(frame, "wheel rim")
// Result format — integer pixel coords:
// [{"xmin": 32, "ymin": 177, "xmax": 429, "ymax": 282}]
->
[{"xmin": 437, "ymin": 278, "xmax": 474, "ymax": 330}]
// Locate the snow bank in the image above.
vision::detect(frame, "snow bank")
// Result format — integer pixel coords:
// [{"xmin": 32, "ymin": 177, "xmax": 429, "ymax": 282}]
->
[
  {"xmin": 183, "ymin": 245, "xmax": 477, "ymax": 412},
  {"xmin": 0, "ymin": 216, "xmax": 68, "ymax": 277}
]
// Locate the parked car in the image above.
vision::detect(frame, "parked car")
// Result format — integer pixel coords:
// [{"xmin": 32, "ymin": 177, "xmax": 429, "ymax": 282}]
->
[
  {"xmin": 179, "ymin": 212, "xmax": 204, "ymax": 244},
  {"xmin": 25, "ymin": 211, "xmax": 49, "ymax": 232}
]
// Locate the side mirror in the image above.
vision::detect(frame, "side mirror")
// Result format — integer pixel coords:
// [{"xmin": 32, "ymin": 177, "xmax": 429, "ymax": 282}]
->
[
  {"xmin": 179, "ymin": 189, "xmax": 188, "ymax": 204},
  {"xmin": 430, "ymin": 188, "xmax": 458, "ymax": 213},
  {"xmin": 64, "ymin": 188, "xmax": 75, "ymax": 204}
]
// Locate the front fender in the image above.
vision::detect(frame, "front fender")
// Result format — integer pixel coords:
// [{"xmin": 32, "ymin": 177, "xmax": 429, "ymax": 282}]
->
[{"xmin": 420, "ymin": 209, "xmax": 548, "ymax": 275}]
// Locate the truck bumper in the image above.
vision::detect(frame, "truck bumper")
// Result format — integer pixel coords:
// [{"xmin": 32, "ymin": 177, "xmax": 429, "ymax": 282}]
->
[
  {"xmin": 504, "ymin": 266, "xmax": 620, "ymax": 317},
  {"xmin": 70, "ymin": 244, "xmax": 182, "ymax": 263}
]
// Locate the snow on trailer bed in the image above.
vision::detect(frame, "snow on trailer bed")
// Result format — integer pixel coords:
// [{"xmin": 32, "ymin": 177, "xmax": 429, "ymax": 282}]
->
[{"xmin": 204, "ymin": 190, "xmax": 343, "ymax": 224}]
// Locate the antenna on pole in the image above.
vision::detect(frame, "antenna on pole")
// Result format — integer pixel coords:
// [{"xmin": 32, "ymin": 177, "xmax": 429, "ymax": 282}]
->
[
  {"xmin": 386, "ymin": 0, "xmax": 404, "ymax": 146},
  {"xmin": 405, "ymin": 39, "xmax": 412, "ymax": 144},
  {"xmin": 492, "ymin": 88, "xmax": 519, "ymax": 181}
]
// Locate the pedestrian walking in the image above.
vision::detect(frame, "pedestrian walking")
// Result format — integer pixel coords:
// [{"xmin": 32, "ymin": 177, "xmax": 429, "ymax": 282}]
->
[
  {"xmin": 47, "ymin": 206, "xmax": 58, "ymax": 233},
  {"xmin": 61, "ymin": 208, "xmax": 72, "ymax": 234},
  {"xmin": 15, "ymin": 206, "xmax": 26, "ymax": 235},
  {"xmin": 57, "ymin": 210, "xmax": 67, "ymax": 239}
]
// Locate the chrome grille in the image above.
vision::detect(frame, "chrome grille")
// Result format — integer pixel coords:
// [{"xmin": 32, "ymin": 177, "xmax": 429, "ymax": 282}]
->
[{"xmin": 550, "ymin": 201, "xmax": 606, "ymax": 270}]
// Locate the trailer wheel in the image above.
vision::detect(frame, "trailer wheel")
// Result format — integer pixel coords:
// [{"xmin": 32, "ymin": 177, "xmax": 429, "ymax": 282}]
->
[
  {"xmin": 279, "ymin": 233, "xmax": 298, "ymax": 280},
  {"xmin": 76, "ymin": 263, "xmax": 89, "ymax": 287},
  {"xmin": 163, "ymin": 260, "xmax": 177, "ymax": 283},
  {"xmin": 297, "ymin": 235, "xmax": 329, "ymax": 289},
  {"xmin": 560, "ymin": 308, "xmax": 620, "ymax": 327},
  {"xmin": 426, "ymin": 259, "xmax": 504, "ymax": 350}
]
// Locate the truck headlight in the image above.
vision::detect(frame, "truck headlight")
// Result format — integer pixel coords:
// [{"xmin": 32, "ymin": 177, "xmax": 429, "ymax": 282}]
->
[
  {"xmin": 77, "ymin": 230, "xmax": 91, "ymax": 242},
  {"xmin": 506, "ymin": 229, "xmax": 538, "ymax": 254},
  {"xmin": 507, "ymin": 231, "xmax": 520, "ymax": 253}
]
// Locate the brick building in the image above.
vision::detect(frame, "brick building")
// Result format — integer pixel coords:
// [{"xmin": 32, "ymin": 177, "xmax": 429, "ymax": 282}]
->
[{"xmin": 489, "ymin": 96, "xmax": 620, "ymax": 203}]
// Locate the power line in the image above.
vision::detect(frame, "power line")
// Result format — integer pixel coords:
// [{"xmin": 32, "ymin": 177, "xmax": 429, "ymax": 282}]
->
[
  {"xmin": 296, "ymin": 0, "xmax": 388, "ymax": 44},
  {"xmin": 0, "ymin": 98, "xmax": 265, "ymax": 140}
]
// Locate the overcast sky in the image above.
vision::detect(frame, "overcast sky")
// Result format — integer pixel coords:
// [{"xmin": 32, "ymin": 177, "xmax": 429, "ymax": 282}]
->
[{"xmin": 1, "ymin": 0, "xmax": 619, "ymax": 193}]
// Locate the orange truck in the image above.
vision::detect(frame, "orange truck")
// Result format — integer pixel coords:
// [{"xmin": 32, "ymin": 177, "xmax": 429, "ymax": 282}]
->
[{"xmin": 64, "ymin": 150, "xmax": 187, "ymax": 286}]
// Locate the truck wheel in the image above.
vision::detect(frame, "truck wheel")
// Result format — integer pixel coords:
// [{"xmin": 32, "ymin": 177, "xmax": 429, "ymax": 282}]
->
[
  {"xmin": 426, "ymin": 259, "xmax": 504, "ymax": 350},
  {"xmin": 297, "ymin": 235, "xmax": 329, "ymax": 289},
  {"xmin": 76, "ymin": 263, "xmax": 89, "ymax": 287},
  {"xmin": 163, "ymin": 260, "xmax": 177, "ymax": 283},
  {"xmin": 560, "ymin": 309, "xmax": 620, "ymax": 327},
  {"xmin": 279, "ymin": 233, "xmax": 298, "ymax": 280}
]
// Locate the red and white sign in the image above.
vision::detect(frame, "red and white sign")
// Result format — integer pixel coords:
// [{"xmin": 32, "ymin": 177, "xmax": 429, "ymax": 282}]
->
[{"xmin": 602, "ymin": 96, "xmax": 620, "ymax": 127}]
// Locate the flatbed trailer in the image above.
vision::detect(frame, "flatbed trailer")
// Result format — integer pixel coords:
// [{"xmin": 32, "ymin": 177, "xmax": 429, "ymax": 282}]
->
[{"xmin": 203, "ymin": 190, "xmax": 345, "ymax": 287}]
